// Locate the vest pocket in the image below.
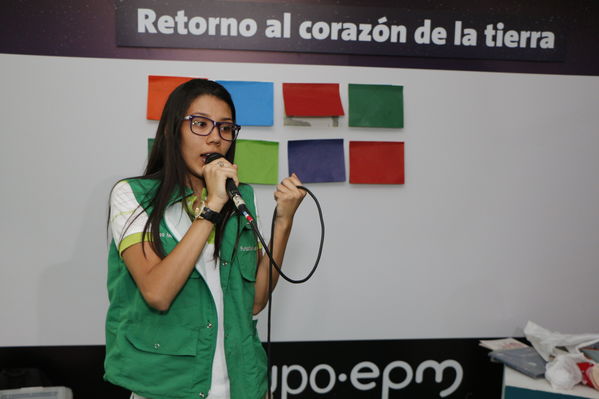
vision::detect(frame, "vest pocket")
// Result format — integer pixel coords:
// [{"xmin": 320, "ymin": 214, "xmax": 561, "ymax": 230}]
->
[
  {"xmin": 239, "ymin": 260, "xmax": 257, "ymax": 282},
  {"xmin": 119, "ymin": 323, "xmax": 204, "ymax": 394},
  {"xmin": 237, "ymin": 247, "xmax": 258, "ymax": 282},
  {"xmin": 125, "ymin": 323, "xmax": 198, "ymax": 356}
]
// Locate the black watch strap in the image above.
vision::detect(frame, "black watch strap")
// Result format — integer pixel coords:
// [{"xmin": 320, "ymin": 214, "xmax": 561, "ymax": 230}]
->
[{"xmin": 195, "ymin": 203, "xmax": 223, "ymax": 224}]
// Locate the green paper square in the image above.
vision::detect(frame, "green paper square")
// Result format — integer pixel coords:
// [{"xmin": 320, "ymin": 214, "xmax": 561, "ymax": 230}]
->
[
  {"xmin": 234, "ymin": 139, "xmax": 279, "ymax": 184},
  {"xmin": 349, "ymin": 84, "xmax": 404, "ymax": 128},
  {"xmin": 148, "ymin": 138, "xmax": 154, "ymax": 155}
]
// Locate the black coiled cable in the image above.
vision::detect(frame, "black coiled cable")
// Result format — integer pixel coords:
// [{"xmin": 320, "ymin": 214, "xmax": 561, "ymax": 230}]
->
[{"xmin": 245, "ymin": 185, "xmax": 325, "ymax": 398}]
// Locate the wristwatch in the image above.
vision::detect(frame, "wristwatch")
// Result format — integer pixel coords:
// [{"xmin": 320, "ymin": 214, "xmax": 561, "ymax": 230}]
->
[{"xmin": 194, "ymin": 202, "xmax": 223, "ymax": 224}]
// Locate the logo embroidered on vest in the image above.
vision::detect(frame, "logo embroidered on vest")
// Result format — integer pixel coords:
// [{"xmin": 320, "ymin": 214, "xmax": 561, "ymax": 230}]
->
[{"xmin": 240, "ymin": 246, "xmax": 258, "ymax": 252}]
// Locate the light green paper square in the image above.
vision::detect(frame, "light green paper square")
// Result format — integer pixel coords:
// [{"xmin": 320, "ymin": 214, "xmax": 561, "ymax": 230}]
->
[
  {"xmin": 348, "ymin": 84, "xmax": 404, "ymax": 128},
  {"xmin": 234, "ymin": 139, "xmax": 279, "ymax": 184}
]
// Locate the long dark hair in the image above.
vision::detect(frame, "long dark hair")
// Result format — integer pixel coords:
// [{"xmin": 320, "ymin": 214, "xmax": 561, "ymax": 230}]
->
[{"xmin": 124, "ymin": 79, "xmax": 238, "ymax": 259}]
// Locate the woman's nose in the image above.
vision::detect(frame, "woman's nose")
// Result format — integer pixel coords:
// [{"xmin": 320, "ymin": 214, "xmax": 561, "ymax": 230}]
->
[{"xmin": 205, "ymin": 126, "xmax": 221, "ymax": 144}]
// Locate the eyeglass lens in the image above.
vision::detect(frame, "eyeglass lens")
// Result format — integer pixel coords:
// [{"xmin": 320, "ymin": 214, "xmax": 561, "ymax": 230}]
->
[{"xmin": 189, "ymin": 116, "xmax": 238, "ymax": 141}]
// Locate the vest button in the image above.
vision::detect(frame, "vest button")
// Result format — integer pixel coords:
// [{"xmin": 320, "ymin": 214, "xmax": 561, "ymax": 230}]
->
[
  {"xmin": 207, "ymin": 322, "xmax": 213, "ymax": 329},
  {"xmin": 154, "ymin": 343, "xmax": 160, "ymax": 349},
  {"xmin": 199, "ymin": 393, "xmax": 205, "ymax": 398}
]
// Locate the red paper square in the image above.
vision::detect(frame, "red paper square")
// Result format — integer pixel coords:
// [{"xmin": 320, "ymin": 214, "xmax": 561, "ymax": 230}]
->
[
  {"xmin": 147, "ymin": 75, "xmax": 196, "ymax": 120},
  {"xmin": 282, "ymin": 83, "xmax": 345, "ymax": 117},
  {"xmin": 349, "ymin": 141, "xmax": 405, "ymax": 184}
]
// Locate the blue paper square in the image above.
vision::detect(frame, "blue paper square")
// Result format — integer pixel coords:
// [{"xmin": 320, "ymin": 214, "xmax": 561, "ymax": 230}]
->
[{"xmin": 216, "ymin": 81, "xmax": 273, "ymax": 126}]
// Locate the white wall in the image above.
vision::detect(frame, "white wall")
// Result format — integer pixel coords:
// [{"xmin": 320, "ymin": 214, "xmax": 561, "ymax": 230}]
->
[{"xmin": 1, "ymin": 53, "xmax": 598, "ymax": 346}]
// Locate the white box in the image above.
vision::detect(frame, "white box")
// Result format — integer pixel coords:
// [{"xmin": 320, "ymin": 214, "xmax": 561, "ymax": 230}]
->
[
  {"xmin": 503, "ymin": 367, "xmax": 599, "ymax": 399},
  {"xmin": 0, "ymin": 386, "xmax": 73, "ymax": 399}
]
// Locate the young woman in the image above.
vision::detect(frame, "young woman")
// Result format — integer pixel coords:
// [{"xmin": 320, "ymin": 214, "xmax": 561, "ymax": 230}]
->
[{"xmin": 105, "ymin": 79, "xmax": 305, "ymax": 399}]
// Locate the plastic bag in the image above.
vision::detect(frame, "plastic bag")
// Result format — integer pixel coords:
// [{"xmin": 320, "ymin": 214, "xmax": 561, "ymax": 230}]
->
[
  {"xmin": 545, "ymin": 355, "xmax": 583, "ymax": 390},
  {"xmin": 524, "ymin": 321, "xmax": 599, "ymax": 361}
]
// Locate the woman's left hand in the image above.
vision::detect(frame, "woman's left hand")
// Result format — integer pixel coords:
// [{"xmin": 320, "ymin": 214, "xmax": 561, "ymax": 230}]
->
[
  {"xmin": 253, "ymin": 173, "xmax": 305, "ymax": 314},
  {"xmin": 273, "ymin": 173, "xmax": 306, "ymax": 222}
]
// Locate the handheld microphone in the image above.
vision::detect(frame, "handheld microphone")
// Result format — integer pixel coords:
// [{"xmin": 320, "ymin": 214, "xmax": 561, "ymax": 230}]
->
[{"xmin": 204, "ymin": 153, "xmax": 252, "ymax": 220}]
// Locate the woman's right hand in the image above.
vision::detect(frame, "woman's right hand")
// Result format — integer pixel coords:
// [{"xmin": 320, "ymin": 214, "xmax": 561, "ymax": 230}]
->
[{"xmin": 201, "ymin": 157, "xmax": 239, "ymax": 211}]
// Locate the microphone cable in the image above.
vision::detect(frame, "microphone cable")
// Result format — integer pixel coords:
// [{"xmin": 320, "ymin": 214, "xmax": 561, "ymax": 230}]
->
[
  {"xmin": 240, "ymin": 185, "xmax": 325, "ymax": 399},
  {"xmin": 204, "ymin": 153, "xmax": 325, "ymax": 396}
]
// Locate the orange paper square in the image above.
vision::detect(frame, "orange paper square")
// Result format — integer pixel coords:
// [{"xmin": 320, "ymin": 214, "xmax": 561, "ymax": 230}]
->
[{"xmin": 147, "ymin": 76, "xmax": 196, "ymax": 120}]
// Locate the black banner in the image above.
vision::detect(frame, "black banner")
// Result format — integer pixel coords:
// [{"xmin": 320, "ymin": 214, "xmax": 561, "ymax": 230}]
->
[
  {"xmin": 267, "ymin": 338, "xmax": 503, "ymax": 398},
  {"xmin": 115, "ymin": 0, "xmax": 565, "ymax": 62},
  {"xmin": 0, "ymin": 339, "xmax": 505, "ymax": 398}
]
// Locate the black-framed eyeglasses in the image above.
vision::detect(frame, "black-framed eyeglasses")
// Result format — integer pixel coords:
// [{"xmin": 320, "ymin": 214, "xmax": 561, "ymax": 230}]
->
[{"xmin": 182, "ymin": 115, "xmax": 240, "ymax": 142}]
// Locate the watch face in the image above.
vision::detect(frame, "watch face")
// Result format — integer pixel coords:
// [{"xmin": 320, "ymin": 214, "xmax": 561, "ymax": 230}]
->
[{"xmin": 193, "ymin": 203, "xmax": 207, "ymax": 221}]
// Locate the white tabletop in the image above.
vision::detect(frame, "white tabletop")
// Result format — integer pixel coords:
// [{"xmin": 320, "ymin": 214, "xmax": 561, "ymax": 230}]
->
[{"xmin": 504, "ymin": 367, "xmax": 599, "ymax": 399}]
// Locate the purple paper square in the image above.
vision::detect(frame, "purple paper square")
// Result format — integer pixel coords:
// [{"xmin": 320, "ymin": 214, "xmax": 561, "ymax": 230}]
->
[{"xmin": 287, "ymin": 139, "xmax": 346, "ymax": 183}]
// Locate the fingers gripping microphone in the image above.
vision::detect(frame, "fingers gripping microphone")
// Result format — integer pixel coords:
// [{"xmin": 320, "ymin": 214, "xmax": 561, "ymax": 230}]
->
[{"xmin": 204, "ymin": 153, "xmax": 254, "ymax": 222}]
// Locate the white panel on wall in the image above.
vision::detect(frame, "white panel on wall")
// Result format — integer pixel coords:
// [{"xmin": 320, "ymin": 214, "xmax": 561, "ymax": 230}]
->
[{"xmin": 1, "ymin": 53, "xmax": 598, "ymax": 346}]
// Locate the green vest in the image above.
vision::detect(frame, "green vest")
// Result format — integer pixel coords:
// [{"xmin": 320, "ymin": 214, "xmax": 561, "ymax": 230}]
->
[{"xmin": 104, "ymin": 178, "xmax": 267, "ymax": 399}]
